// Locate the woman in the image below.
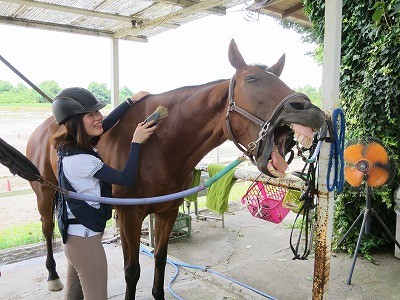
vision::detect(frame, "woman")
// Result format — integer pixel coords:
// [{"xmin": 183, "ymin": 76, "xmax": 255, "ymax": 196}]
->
[{"xmin": 51, "ymin": 87, "xmax": 156, "ymax": 300}]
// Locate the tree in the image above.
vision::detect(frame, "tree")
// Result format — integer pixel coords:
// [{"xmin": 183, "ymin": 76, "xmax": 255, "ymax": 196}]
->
[
  {"xmin": 295, "ymin": 84, "xmax": 322, "ymax": 107},
  {"xmin": 119, "ymin": 86, "xmax": 133, "ymax": 102},
  {"xmin": 0, "ymin": 80, "xmax": 118, "ymax": 104},
  {"xmin": 0, "ymin": 82, "xmax": 37, "ymax": 103},
  {"xmin": 88, "ymin": 82, "xmax": 111, "ymax": 104},
  {"xmin": 302, "ymin": 0, "xmax": 400, "ymax": 257},
  {"xmin": 36, "ymin": 81, "xmax": 62, "ymax": 103},
  {"xmin": 0, "ymin": 80, "xmax": 12, "ymax": 93}
]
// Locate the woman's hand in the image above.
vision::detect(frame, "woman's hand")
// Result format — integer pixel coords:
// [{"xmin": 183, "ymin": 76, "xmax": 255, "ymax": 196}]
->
[
  {"xmin": 131, "ymin": 120, "xmax": 157, "ymax": 144},
  {"xmin": 129, "ymin": 91, "xmax": 150, "ymax": 104}
]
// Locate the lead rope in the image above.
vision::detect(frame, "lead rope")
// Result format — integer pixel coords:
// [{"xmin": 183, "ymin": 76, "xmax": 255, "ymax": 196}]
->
[
  {"xmin": 327, "ymin": 108, "xmax": 346, "ymax": 192},
  {"xmin": 289, "ymin": 136, "xmax": 319, "ymax": 260}
]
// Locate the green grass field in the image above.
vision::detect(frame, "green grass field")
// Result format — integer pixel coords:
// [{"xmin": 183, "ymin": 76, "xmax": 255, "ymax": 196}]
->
[
  {"xmin": 0, "ymin": 182, "xmax": 252, "ymax": 250},
  {"xmin": 0, "ymin": 102, "xmax": 113, "ymax": 112},
  {"xmin": 0, "ymin": 219, "xmax": 114, "ymax": 250},
  {"xmin": 0, "ymin": 102, "xmax": 51, "ymax": 110}
]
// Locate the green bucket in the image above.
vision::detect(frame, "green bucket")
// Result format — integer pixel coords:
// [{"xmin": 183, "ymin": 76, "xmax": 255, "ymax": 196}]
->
[{"xmin": 282, "ymin": 189, "xmax": 303, "ymax": 214}]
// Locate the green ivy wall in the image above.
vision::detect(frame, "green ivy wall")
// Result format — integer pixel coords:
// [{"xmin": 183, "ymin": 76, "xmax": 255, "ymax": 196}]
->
[{"xmin": 303, "ymin": 0, "xmax": 400, "ymax": 257}]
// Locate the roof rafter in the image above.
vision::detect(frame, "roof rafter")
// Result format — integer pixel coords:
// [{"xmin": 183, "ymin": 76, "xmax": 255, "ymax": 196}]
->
[
  {"xmin": 262, "ymin": 5, "xmax": 310, "ymax": 25},
  {"xmin": 4, "ymin": 0, "xmax": 180, "ymax": 31},
  {"xmin": 157, "ymin": 0, "xmax": 226, "ymax": 15},
  {"xmin": 0, "ymin": 15, "xmax": 148, "ymax": 42},
  {"xmin": 114, "ymin": 0, "xmax": 231, "ymax": 38},
  {"xmin": 282, "ymin": 2, "xmax": 303, "ymax": 18},
  {"xmin": 6, "ymin": 0, "xmax": 133, "ymax": 22}
]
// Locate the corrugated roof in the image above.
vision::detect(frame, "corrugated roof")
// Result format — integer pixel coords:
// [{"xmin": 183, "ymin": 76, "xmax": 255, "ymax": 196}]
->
[{"xmin": 0, "ymin": 0, "xmax": 310, "ymax": 42}]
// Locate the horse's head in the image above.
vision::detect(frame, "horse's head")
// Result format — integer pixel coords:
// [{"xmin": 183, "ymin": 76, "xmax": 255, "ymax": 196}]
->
[{"xmin": 226, "ymin": 39, "xmax": 326, "ymax": 177}]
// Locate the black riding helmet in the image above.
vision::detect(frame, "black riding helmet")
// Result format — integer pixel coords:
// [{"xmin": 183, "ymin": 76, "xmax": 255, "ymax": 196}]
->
[{"xmin": 52, "ymin": 87, "xmax": 106, "ymax": 125}]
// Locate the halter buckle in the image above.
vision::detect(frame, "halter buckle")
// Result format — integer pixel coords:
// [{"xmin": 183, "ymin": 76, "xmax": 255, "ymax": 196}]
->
[
  {"xmin": 247, "ymin": 141, "xmax": 257, "ymax": 152},
  {"xmin": 258, "ymin": 122, "xmax": 270, "ymax": 139}
]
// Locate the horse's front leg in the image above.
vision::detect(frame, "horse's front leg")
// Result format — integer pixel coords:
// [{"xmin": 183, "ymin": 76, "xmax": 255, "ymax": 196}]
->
[
  {"xmin": 118, "ymin": 207, "xmax": 144, "ymax": 300},
  {"xmin": 152, "ymin": 208, "xmax": 179, "ymax": 300},
  {"xmin": 34, "ymin": 183, "xmax": 64, "ymax": 291}
]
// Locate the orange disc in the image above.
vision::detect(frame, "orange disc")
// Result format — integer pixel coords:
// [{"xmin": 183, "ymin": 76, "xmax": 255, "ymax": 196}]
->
[
  {"xmin": 344, "ymin": 166, "xmax": 365, "ymax": 187},
  {"xmin": 344, "ymin": 144, "xmax": 365, "ymax": 165},
  {"xmin": 364, "ymin": 142, "xmax": 389, "ymax": 165},
  {"xmin": 366, "ymin": 166, "xmax": 389, "ymax": 187}
]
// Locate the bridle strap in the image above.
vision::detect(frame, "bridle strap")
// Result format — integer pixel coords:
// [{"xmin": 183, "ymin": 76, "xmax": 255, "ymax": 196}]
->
[
  {"xmin": 226, "ymin": 114, "xmax": 253, "ymax": 159},
  {"xmin": 226, "ymin": 75, "xmax": 310, "ymax": 159},
  {"xmin": 227, "ymin": 78, "xmax": 265, "ymax": 127}
]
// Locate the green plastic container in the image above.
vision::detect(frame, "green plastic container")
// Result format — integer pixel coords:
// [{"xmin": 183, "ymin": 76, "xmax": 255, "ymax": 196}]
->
[{"xmin": 170, "ymin": 212, "xmax": 191, "ymax": 241}]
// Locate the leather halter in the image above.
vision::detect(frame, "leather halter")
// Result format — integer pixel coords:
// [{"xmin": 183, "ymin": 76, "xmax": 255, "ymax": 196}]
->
[{"xmin": 225, "ymin": 76, "xmax": 310, "ymax": 162}]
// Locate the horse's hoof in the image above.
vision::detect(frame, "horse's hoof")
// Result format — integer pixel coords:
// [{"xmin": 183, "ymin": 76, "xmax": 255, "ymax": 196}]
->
[{"xmin": 48, "ymin": 278, "xmax": 64, "ymax": 291}]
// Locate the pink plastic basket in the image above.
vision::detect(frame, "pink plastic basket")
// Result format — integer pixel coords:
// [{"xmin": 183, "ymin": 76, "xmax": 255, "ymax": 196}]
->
[{"xmin": 241, "ymin": 181, "xmax": 290, "ymax": 224}]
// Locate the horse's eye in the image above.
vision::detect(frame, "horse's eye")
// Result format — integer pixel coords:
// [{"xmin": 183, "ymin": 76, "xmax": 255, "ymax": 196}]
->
[{"xmin": 245, "ymin": 75, "xmax": 258, "ymax": 83}]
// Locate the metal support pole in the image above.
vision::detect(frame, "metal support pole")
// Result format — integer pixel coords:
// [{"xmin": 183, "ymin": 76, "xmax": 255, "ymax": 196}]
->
[
  {"xmin": 313, "ymin": 1, "xmax": 343, "ymax": 299},
  {"xmin": 149, "ymin": 214, "xmax": 155, "ymax": 248},
  {"xmin": 110, "ymin": 38, "xmax": 120, "ymax": 108}
]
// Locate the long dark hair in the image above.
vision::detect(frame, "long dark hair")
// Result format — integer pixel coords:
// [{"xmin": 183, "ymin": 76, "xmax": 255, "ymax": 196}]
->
[{"xmin": 52, "ymin": 114, "xmax": 100, "ymax": 152}]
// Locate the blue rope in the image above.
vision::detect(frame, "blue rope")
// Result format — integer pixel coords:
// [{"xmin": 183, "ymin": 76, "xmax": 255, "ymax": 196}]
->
[
  {"xmin": 67, "ymin": 157, "xmax": 246, "ymax": 205},
  {"xmin": 68, "ymin": 184, "xmax": 206, "ymax": 205},
  {"xmin": 327, "ymin": 108, "xmax": 345, "ymax": 192},
  {"xmin": 139, "ymin": 245, "xmax": 277, "ymax": 300}
]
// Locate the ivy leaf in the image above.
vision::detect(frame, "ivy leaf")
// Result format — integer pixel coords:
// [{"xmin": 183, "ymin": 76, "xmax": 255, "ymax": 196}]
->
[{"xmin": 371, "ymin": 2, "xmax": 385, "ymax": 22}]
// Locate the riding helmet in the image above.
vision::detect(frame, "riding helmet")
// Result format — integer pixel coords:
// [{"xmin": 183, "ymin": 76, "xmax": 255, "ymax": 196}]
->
[{"xmin": 51, "ymin": 87, "xmax": 106, "ymax": 125}]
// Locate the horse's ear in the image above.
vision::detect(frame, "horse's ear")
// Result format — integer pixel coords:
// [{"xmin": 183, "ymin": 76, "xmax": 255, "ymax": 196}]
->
[
  {"xmin": 267, "ymin": 54, "xmax": 285, "ymax": 77},
  {"xmin": 228, "ymin": 39, "xmax": 247, "ymax": 70}
]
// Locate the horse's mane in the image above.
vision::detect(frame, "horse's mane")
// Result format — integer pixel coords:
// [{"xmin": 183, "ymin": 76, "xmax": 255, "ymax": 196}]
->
[
  {"xmin": 250, "ymin": 63, "xmax": 269, "ymax": 70},
  {"xmin": 161, "ymin": 79, "xmax": 227, "ymax": 94},
  {"xmin": 162, "ymin": 67, "xmax": 267, "ymax": 96}
]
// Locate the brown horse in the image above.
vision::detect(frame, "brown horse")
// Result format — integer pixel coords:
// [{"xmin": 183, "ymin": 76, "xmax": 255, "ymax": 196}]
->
[{"xmin": 26, "ymin": 39, "xmax": 326, "ymax": 299}]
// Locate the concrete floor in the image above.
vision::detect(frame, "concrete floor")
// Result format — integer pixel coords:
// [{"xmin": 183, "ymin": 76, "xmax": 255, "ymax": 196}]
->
[{"xmin": 1, "ymin": 199, "xmax": 400, "ymax": 300}]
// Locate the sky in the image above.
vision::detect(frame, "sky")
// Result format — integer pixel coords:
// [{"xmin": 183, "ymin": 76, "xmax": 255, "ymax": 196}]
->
[{"xmin": 0, "ymin": 5, "xmax": 322, "ymax": 94}]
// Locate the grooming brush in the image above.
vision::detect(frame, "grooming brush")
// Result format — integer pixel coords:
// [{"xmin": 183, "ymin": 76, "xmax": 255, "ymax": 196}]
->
[{"xmin": 144, "ymin": 105, "xmax": 168, "ymax": 126}]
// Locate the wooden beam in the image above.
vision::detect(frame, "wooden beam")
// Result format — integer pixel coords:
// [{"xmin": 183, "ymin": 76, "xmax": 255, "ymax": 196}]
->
[
  {"xmin": 282, "ymin": 2, "xmax": 304, "ymax": 19},
  {"xmin": 4, "ymin": 0, "xmax": 179, "ymax": 30},
  {"xmin": 5, "ymin": 0, "xmax": 133, "ymax": 22},
  {"xmin": 10, "ymin": 3, "xmax": 29, "ymax": 18},
  {"xmin": 0, "ymin": 17, "xmax": 148, "ymax": 42},
  {"xmin": 114, "ymin": 0, "xmax": 230, "ymax": 38},
  {"xmin": 260, "ymin": 5, "xmax": 311, "ymax": 25},
  {"xmin": 196, "ymin": 162, "xmax": 306, "ymax": 191},
  {"xmin": 157, "ymin": 0, "xmax": 226, "ymax": 16}
]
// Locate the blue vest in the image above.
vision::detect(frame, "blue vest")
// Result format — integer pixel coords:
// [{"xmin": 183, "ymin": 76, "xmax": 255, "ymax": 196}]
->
[{"xmin": 57, "ymin": 148, "xmax": 112, "ymax": 244}]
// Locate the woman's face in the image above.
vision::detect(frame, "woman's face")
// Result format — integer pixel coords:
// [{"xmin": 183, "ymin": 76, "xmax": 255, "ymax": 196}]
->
[{"xmin": 83, "ymin": 111, "xmax": 104, "ymax": 138}]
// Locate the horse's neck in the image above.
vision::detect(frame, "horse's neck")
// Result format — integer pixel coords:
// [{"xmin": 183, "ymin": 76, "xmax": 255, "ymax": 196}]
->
[
  {"xmin": 102, "ymin": 81, "xmax": 230, "ymax": 188},
  {"xmin": 160, "ymin": 81, "xmax": 229, "ymax": 174}
]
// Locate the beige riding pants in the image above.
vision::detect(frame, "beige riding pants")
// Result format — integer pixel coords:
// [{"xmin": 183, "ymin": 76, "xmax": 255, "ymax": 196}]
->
[{"xmin": 62, "ymin": 234, "xmax": 107, "ymax": 300}]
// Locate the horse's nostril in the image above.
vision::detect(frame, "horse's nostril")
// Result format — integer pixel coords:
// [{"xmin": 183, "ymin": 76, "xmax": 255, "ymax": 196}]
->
[{"xmin": 289, "ymin": 102, "xmax": 306, "ymax": 110}]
